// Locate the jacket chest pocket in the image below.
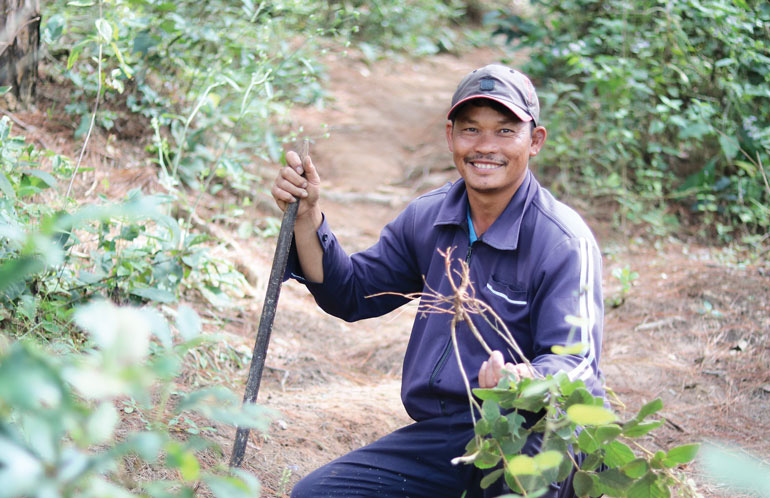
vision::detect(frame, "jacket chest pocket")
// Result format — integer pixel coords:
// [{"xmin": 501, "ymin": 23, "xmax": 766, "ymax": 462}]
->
[{"xmin": 479, "ymin": 276, "xmax": 531, "ymax": 349}]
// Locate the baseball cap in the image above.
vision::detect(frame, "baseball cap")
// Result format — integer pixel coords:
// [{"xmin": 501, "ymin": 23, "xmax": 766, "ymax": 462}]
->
[{"xmin": 447, "ymin": 64, "xmax": 540, "ymax": 125}]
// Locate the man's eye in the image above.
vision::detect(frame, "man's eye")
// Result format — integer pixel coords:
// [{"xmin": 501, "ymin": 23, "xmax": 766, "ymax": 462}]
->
[
  {"xmin": 463, "ymin": 127, "xmax": 478, "ymax": 133},
  {"xmin": 500, "ymin": 128, "xmax": 514, "ymax": 134}
]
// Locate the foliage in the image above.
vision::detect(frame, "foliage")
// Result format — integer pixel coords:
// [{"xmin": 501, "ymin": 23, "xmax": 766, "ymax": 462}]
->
[
  {"xmin": 462, "ymin": 375, "xmax": 698, "ymax": 497},
  {"xmin": 492, "ymin": 0, "xmax": 770, "ymax": 242},
  {"xmin": 0, "ymin": 298, "xmax": 271, "ymax": 497},
  {"xmin": 1, "ymin": 117, "xmax": 248, "ymax": 334},
  {"xmin": 40, "ymin": 0, "xmax": 465, "ymax": 192}
]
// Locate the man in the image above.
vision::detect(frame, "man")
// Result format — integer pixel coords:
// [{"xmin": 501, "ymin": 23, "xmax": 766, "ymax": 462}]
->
[{"xmin": 271, "ymin": 64, "xmax": 604, "ymax": 497}]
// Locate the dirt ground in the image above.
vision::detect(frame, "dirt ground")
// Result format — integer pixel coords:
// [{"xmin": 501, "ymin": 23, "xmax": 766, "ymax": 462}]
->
[{"xmin": 8, "ymin": 46, "xmax": 770, "ymax": 497}]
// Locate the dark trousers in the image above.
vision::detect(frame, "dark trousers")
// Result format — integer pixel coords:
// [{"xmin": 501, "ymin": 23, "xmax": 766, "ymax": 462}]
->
[{"xmin": 290, "ymin": 410, "xmax": 579, "ymax": 498}]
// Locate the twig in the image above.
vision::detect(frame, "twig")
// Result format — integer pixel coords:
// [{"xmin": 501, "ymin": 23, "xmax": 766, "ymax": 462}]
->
[{"xmin": 65, "ymin": 1, "xmax": 105, "ymax": 199}]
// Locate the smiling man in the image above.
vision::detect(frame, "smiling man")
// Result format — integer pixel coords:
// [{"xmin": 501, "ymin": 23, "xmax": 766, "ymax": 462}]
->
[{"xmin": 271, "ymin": 64, "xmax": 605, "ymax": 498}]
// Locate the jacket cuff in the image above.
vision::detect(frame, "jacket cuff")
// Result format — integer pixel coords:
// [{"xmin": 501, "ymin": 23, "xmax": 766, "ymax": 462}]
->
[{"xmin": 283, "ymin": 213, "xmax": 329, "ymax": 283}]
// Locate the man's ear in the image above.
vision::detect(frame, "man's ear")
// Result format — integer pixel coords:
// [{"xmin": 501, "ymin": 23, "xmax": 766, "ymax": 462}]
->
[
  {"xmin": 529, "ymin": 125, "xmax": 547, "ymax": 157},
  {"xmin": 445, "ymin": 120, "xmax": 455, "ymax": 153}
]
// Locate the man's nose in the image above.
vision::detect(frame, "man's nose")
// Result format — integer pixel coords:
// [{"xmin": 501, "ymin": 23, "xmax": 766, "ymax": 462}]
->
[{"xmin": 473, "ymin": 132, "xmax": 499, "ymax": 154}]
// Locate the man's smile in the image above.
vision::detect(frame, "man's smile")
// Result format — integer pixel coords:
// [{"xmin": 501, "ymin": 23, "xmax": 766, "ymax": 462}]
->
[{"xmin": 466, "ymin": 156, "xmax": 505, "ymax": 170}]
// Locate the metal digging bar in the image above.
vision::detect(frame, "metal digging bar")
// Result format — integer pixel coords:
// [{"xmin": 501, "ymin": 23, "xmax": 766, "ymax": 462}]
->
[{"xmin": 229, "ymin": 139, "xmax": 309, "ymax": 468}]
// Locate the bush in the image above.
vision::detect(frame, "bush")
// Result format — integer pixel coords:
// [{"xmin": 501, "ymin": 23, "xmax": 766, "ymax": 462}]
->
[
  {"xmin": 40, "ymin": 0, "xmax": 465, "ymax": 190},
  {"xmin": 492, "ymin": 0, "xmax": 770, "ymax": 241},
  {"xmin": 0, "ymin": 299, "xmax": 270, "ymax": 497}
]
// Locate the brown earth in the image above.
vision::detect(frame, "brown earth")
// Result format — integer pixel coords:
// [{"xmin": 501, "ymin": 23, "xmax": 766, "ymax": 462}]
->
[{"xmin": 7, "ymin": 46, "xmax": 770, "ymax": 497}]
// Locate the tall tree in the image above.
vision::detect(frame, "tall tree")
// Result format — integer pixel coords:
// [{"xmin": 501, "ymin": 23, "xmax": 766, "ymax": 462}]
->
[{"xmin": 0, "ymin": 0, "xmax": 40, "ymax": 103}]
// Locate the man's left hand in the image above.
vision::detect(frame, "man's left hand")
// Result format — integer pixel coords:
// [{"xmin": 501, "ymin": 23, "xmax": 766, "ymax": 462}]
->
[{"xmin": 478, "ymin": 350, "xmax": 535, "ymax": 388}]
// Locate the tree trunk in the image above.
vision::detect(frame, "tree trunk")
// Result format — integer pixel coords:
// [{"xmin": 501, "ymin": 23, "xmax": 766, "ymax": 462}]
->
[{"xmin": 0, "ymin": 0, "xmax": 41, "ymax": 103}]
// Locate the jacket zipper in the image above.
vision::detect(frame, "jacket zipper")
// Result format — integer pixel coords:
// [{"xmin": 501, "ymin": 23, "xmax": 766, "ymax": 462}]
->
[{"xmin": 428, "ymin": 242, "xmax": 474, "ymax": 415}]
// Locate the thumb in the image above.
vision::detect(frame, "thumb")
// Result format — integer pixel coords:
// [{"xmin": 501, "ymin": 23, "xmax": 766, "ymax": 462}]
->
[{"xmin": 303, "ymin": 154, "xmax": 321, "ymax": 184}]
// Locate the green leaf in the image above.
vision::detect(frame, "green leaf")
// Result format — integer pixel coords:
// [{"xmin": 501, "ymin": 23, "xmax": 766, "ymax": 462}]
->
[
  {"xmin": 121, "ymin": 432, "xmax": 164, "ymax": 463},
  {"xmin": 95, "ymin": 19, "xmax": 114, "ymax": 42},
  {"xmin": 626, "ymin": 471, "xmax": 670, "ymax": 498},
  {"xmin": 480, "ymin": 468, "xmax": 504, "ymax": 489},
  {"xmin": 475, "ymin": 418, "xmax": 492, "ymax": 436},
  {"xmin": 664, "ymin": 443, "xmax": 699, "ymax": 466},
  {"xmin": 604, "ymin": 440, "xmax": 636, "ymax": 468},
  {"xmin": 22, "ymin": 169, "xmax": 58, "ymax": 188},
  {"xmin": 577, "ymin": 428, "xmax": 599, "ymax": 454},
  {"xmin": 492, "ymin": 416, "xmax": 510, "ymax": 439},
  {"xmin": 573, "ymin": 470, "xmax": 594, "ymax": 497},
  {"xmin": 596, "ymin": 468, "xmax": 634, "ymax": 493},
  {"xmin": 621, "ymin": 458, "xmax": 649, "ymax": 478},
  {"xmin": 567, "ymin": 404, "xmax": 616, "ymax": 426},
  {"xmin": 205, "ymin": 470, "xmax": 261, "ymax": 498},
  {"xmin": 635, "ymin": 398, "xmax": 663, "ymax": 421},
  {"xmin": 533, "ymin": 450, "xmax": 563, "ymax": 471},
  {"xmin": 0, "ymin": 86, "xmax": 11, "ymax": 95},
  {"xmin": 500, "ymin": 434, "xmax": 527, "ymax": 455},
  {"xmin": 472, "ymin": 387, "xmax": 511, "ymax": 403},
  {"xmin": 0, "ymin": 172, "xmax": 14, "ymax": 198},
  {"xmin": 474, "ymin": 442, "xmax": 501, "ymax": 469},
  {"xmin": 67, "ymin": 42, "xmax": 85, "ymax": 70},
  {"xmin": 141, "ymin": 307, "xmax": 172, "ymax": 349},
  {"xmin": 719, "ymin": 134, "xmax": 740, "ymax": 160},
  {"xmin": 166, "ymin": 443, "xmax": 200, "ymax": 481},
  {"xmin": 580, "ymin": 451, "xmax": 604, "ymax": 472},
  {"xmin": 130, "ymin": 286, "xmax": 176, "ymax": 303},
  {"xmin": 86, "ymin": 402, "xmax": 119, "ymax": 444},
  {"xmin": 507, "ymin": 454, "xmax": 537, "ymax": 476},
  {"xmin": 595, "ymin": 424, "xmax": 622, "ymax": 444},
  {"xmin": 552, "ymin": 343, "xmax": 587, "ymax": 355},
  {"xmin": 650, "ymin": 450, "xmax": 666, "ymax": 469},
  {"xmin": 622, "ymin": 420, "xmax": 664, "ymax": 438},
  {"xmin": 519, "ymin": 377, "xmax": 556, "ymax": 399},
  {"xmin": 482, "ymin": 399, "xmax": 501, "ymax": 422},
  {"xmin": 0, "ymin": 436, "xmax": 45, "ymax": 496}
]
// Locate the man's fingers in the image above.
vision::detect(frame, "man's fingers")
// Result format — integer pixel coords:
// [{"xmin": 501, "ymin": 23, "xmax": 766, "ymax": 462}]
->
[
  {"xmin": 286, "ymin": 150, "xmax": 304, "ymax": 174},
  {"xmin": 478, "ymin": 351, "xmax": 536, "ymax": 388},
  {"xmin": 479, "ymin": 360, "xmax": 489, "ymax": 388}
]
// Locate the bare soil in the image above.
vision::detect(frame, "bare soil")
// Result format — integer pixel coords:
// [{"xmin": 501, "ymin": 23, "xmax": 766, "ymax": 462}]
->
[{"xmin": 9, "ymin": 46, "xmax": 769, "ymax": 497}]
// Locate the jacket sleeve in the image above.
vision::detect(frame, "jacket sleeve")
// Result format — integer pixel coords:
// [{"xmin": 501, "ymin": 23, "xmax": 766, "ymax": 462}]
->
[
  {"xmin": 528, "ymin": 236, "xmax": 604, "ymax": 396},
  {"xmin": 285, "ymin": 206, "xmax": 424, "ymax": 322}
]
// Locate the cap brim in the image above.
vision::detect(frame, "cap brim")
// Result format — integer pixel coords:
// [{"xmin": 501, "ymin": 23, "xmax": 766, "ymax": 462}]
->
[{"xmin": 447, "ymin": 95, "xmax": 534, "ymax": 123}]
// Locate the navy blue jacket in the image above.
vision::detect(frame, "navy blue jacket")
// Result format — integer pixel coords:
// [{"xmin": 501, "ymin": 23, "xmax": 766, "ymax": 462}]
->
[{"xmin": 287, "ymin": 170, "xmax": 604, "ymax": 421}]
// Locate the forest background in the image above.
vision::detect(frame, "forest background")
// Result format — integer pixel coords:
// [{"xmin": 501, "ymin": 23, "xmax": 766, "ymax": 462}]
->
[{"xmin": 1, "ymin": 0, "xmax": 769, "ymax": 496}]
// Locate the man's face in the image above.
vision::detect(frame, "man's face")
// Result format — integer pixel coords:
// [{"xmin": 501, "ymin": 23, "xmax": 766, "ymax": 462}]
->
[{"xmin": 446, "ymin": 102, "xmax": 546, "ymax": 202}]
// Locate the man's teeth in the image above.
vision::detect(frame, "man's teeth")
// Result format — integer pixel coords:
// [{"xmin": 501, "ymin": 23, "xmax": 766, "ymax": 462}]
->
[{"xmin": 472, "ymin": 162, "xmax": 501, "ymax": 169}]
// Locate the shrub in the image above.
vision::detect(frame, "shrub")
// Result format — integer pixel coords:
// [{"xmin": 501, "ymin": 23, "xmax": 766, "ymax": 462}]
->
[{"xmin": 492, "ymin": 0, "xmax": 770, "ymax": 241}]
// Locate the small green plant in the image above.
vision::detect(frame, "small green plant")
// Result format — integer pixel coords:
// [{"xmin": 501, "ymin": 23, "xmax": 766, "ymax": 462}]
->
[
  {"xmin": 464, "ymin": 376, "xmax": 698, "ymax": 496},
  {"xmin": 607, "ymin": 265, "xmax": 639, "ymax": 308}
]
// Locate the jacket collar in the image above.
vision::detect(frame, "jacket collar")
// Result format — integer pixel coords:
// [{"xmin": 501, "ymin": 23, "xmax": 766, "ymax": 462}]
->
[{"xmin": 434, "ymin": 170, "xmax": 535, "ymax": 251}]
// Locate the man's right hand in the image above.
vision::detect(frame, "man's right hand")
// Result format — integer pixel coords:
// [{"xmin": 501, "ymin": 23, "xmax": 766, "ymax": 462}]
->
[
  {"xmin": 270, "ymin": 149, "xmax": 325, "ymax": 283},
  {"xmin": 271, "ymin": 150, "xmax": 322, "ymax": 221}
]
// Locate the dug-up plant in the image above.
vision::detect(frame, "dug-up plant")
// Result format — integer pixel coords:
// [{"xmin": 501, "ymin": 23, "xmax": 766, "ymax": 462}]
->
[
  {"xmin": 0, "ymin": 298, "xmax": 271, "ymax": 497},
  {"xmin": 391, "ymin": 250, "xmax": 699, "ymax": 497}
]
